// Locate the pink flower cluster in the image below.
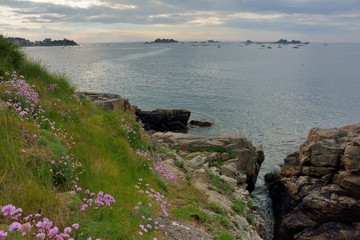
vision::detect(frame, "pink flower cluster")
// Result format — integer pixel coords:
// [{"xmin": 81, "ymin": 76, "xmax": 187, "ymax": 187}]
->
[
  {"xmin": 1, "ymin": 204, "xmax": 80, "ymax": 239},
  {"xmin": 70, "ymin": 185, "xmax": 116, "ymax": 212},
  {"xmin": 120, "ymin": 117, "xmax": 137, "ymax": 143},
  {"xmin": 1, "ymin": 71, "xmax": 39, "ymax": 117},
  {"xmin": 0, "ymin": 71, "xmax": 56, "ymax": 130},
  {"xmin": 134, "ymin": 179, "xmax": 169, "ymax": 237},
  {"xmin": 153, "ymin": 162, "xmax": 177, "ymax": 183},
  {"xmin": 135, "ymin": 150, "xmax": 153, "ymax": 160}
]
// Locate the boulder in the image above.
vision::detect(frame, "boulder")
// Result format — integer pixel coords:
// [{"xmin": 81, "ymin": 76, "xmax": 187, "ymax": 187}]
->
[
  {"xmin": 190, "ymin": 119, "xmax": 213, "ymax": 127},
  {"xmin": 267, "ymin": 123, "xmax": 360, "ymax": 240},
  {"xmin": 137, "ymin": 109, "xmax": 191, "ymax": 132}
]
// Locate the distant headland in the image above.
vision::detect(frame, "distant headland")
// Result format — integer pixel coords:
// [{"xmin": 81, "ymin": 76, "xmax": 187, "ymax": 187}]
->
[{"xmin": 2, "ymin": 36, "xmax": 78, "ymax": 46}]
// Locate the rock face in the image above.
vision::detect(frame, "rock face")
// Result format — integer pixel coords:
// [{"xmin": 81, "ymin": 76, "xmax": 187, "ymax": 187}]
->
[
  {"xmin": 137, "ymin": 109, "xmax": 191, "ymax": 132},
  {"xmin": 152, "ymin": 132, "xmax": 264, "ymax": 192},
  {"xmin": 266, "ymin": 123, "xmax": 360, "ymax": 240}
]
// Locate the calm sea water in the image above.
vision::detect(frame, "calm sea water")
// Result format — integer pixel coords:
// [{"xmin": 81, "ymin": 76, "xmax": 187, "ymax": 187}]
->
[{"xmin": 24, "ymin": 42, "xmax": 360, "ymax": 237}]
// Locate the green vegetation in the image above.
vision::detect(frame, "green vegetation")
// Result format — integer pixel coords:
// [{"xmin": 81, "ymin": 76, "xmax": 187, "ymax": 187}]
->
[
  {"xmin": 207, "ymin": 201, "xmax": 226, "ymax": 214},
  {"xmin": 0, "ymin": 36, "xmax": 258, "ymax": 239},
  {"xmin": 232, "ymin": 198, "xmax": 255, "ymax": 224},
  {"xmin": 172, "ymin": 205, "xmax": 208, "ymax": 223},
  {"xmin": 208, "ymin": 173, "xmax": 234, "ymax": 195},
  {"xmin": 214, "ymin": 231, "xmax": 233, "ymax": 240},
  {"xmin": 0, "ymin": 36, "xmax": 168, "ymax": 239},
  {"xmin": 232, "ymin": 199, "xmax": 245, "ymax": 214},
  {"xmin": 188, "ymin": 145, "xmax": 229, "ymax": 154}
]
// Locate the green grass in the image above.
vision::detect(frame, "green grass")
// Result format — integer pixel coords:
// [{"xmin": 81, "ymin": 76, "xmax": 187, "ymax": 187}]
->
[
  {"xmin": 208, "ymin": 173, "xmax": 235, "ymax": 195},
  {"xmin": 214, "ymin": 231, "xmax": 234, "ymax": 240},
  {"xmin": 172, "ymin": 205, "xmax": 208, "ymax": 223},
  {"xmin": 0, "ymin": 36, "xmax": 171, "ymax": 239},
  {"xmin": 207, "ymin": 201, "xmax": 226, "ymax": 214},
  {"xmin": 232, "ymin": 199, "xmax": 245, "ymax": 214}
]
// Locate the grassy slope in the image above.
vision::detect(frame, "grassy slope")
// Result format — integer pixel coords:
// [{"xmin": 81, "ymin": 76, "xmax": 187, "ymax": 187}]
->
[
  {"xmin": 0, "ymin": 37, "xmax": 247, "ymax": 240},
  {"xmin": 0, "ymin": 37, "xmax": 178, "ymax": 239}
]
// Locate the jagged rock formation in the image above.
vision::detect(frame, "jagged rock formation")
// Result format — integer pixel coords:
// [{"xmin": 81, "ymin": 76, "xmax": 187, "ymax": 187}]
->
[
  {"xmin": 266, "ymin": 123, "xmax": 360, "ymax": 240},
  {"xmin": 152, "ymin": 132, "xmax": 265, "ymax": 239},
  {"xmin": 152, "ymin": 132, "xmax": 264, "ymax": 192}
]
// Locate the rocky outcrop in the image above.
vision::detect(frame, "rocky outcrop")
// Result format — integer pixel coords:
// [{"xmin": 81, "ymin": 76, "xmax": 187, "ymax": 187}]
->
[
  {"xmin": 77, "ymin": 92, "xmax": 192, "ymax": 132},
  {"xmin": 137, "ymin": 109, "xmax": 191, "ymax": 132},
  {"xmin": 266, "ymin": 123, "xmax": 360, "ymax": 240},
  {"xmin": 152, "ymin": 132, "xmax": 264, "ymax": 192},
  {"xmin": 161, "ymin": 219, "xmax": 212, "ymax": 240},
  {"xmin": 76, "ymin": 92, "xmax": 137, "ymax": 113},
  {"xmin": 152, "ymin": 132, "xmax": 265, "ymax": 239},
  {"xmin": 190, "ymin": 120, "xmax": 214, "ymax": 127}
]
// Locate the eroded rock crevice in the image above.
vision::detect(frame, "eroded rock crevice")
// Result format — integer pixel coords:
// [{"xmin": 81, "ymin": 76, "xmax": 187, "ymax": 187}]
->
[{"xmin": 266, "ymin": 123, "xmax": 360, "ymax": 240}]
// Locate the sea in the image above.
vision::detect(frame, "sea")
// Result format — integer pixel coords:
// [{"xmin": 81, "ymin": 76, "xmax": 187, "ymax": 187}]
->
[{"xmin": 23, "ymin": 42, "xmax": 360, "ymax": 238}]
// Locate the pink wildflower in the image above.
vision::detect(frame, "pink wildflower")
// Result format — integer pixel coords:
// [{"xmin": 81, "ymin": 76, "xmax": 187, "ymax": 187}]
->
[
  {"xmin": 81, "ymin": 204, "xmax": 88, "ymax": 212},
  {"xmin": 72, "ymin": 223, "xmax": 79, "ymax": 230},
  {"xmin": 9, "ymin": 222, "xmax": 21, "ymax": 232},
  {"xmin": 1, "ymin": 204, "xmax": 16, "ymax": 216},
  {"xmin": 47, "ymin": 226, "xmax": 59, "ymax": 238},
  {"xmin": 36, "ymin": 232, "xmax": 46, "ymax": 240},
  {"xmin": 20, "ymin": 222, "xmax": 31, "ymax": 236},
  {"xmin": 0, "ymin": 230, "xmax": 7, "ymax": 240}
]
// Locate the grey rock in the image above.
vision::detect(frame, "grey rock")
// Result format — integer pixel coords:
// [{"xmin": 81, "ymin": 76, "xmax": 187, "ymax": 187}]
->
[
  {"xmin": 342, "ymin": 144, "xmax": 360, "ymax": 172},
  {"xmin": 267, "ymin": 123, "xmax": 360, "ymax": 240}
]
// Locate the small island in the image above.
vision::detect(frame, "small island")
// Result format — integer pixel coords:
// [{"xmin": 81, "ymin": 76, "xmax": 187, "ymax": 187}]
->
[
  {"xmin": 275, "ymin": 39, "xmax": 309, "ymax": 44},
  {"xmin": 153, "ymin": 38, "xmax": 178, "ymax": 43}
]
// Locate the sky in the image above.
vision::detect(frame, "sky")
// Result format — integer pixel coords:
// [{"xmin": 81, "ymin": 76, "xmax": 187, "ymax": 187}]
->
[{"xmin": 1, "ymin": 0, "xmax": 360, "ymax": 43}]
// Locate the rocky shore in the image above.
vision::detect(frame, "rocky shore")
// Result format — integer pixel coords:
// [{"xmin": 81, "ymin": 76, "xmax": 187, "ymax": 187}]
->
[
  {"xmin": 78, "ymin": 92, "xmax": 266, "ymax": 239},
  {"xmin": 79, "ymin": 91, "xmax": 360, "ymax": 240},
  {"xmin": 266, "ymin": 123, "xmax": 360, "ymax": 240},
  {"xmin": 77, "ymin": 92, "xmax": 212, "ymax": 132},
  {"xmin": 152, "ymin": 132, "xmax": 265, "ymax": 239}
]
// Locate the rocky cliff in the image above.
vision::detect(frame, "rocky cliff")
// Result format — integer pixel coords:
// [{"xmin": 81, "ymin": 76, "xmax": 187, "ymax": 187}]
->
[
  {"xmin": 152, "ymin": 132, "xmax": 265, "ymax": 239},
  {"xmin": 266, "ymin": 123, "xmax": 360, "ymax": 240}
]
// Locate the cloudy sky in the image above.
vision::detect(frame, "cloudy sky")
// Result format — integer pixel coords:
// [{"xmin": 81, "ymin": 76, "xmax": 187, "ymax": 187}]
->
[{"xmin": 1, "ymin": 0, "xmax": 360, "ymax": 43}]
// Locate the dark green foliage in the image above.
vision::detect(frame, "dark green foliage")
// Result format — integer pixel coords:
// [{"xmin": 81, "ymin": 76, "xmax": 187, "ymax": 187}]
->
[{"xmin": 232, "ymin": 199, "xmax": 245, "ymax": 214}]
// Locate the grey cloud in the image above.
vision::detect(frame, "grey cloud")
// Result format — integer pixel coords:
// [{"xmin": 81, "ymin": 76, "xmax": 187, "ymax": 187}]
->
[{"xmin": 1, "ymin": 0, "xmax": 360, "ymax": 40}]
